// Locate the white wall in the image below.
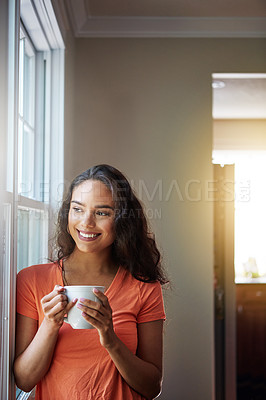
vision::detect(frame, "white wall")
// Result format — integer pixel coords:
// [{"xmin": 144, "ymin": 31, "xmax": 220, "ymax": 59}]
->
[{"xmin": 64, "ymin": 38, "xmax": 266, "ymax": 399}]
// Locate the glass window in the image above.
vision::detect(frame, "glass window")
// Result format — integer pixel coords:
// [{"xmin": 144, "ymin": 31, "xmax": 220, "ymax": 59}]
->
[
  {"xmin": 16, "ymin": 1, "xmax": 64, "ymax": 399},
  {"xmin": 234, "ymin": 153, "xmax": 266, "ymax": 282},
  {"xmin": 213, "ymin": 150, "xmax": 266, "ymax": 283},
  {"xmin": 17, "ymin": 23, "xmax": 48, "ymax": 272},
  {"xmin": 1, "ymin": 0, "xmax": 64, "ymax": 397},
  {"xmin": 17, "ymin": 207, "xmax": 48, "ymax": 272},
  {"xmin": 19, "ymin": 27, "xmax": 37, "ymax": 199}
]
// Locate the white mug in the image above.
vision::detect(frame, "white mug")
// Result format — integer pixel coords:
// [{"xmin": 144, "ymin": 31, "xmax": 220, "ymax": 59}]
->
[{"xmin": 64, "ymin": 285, "xmax": 105, "ymax": 329}]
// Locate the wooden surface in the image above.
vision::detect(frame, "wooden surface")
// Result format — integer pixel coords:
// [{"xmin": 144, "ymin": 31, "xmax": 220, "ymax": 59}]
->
[{"xmin": 236, "ymin": 284, "xmax": 266, "ymax": 399}]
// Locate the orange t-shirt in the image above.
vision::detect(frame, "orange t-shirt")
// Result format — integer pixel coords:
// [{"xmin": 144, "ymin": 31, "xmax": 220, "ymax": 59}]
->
[{"xmin": 16, "ymin": 263, "xmax": 166, "ymax": 400}]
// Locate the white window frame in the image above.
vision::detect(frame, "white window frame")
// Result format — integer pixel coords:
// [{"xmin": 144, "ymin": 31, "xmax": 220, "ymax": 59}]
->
[
  {"xmin": 0, "ymin": 1, "xmax": 65, "ymax": 399},
  {"xmin": 0, "ymin": 2, "xmax": 20, "ymax": 399}
]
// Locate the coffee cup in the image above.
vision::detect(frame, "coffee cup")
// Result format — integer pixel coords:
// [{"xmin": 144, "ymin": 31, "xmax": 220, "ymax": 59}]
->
[{"xmin": 64, "ymin": 285, "xmax": 105, "ymax": 329}]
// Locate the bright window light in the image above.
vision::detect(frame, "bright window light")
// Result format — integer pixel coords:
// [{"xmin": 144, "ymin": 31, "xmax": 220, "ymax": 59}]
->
[
  {"xmin": 213, "ymin": 150, "xmax": 266, "ymax": 283},
  {"xmin": 235, "ymin": 153, "xmax": 266, "ymax": 282},
  {"xmin": 18, "ymin": 26, "xmax": 36, "ymax": 199}
]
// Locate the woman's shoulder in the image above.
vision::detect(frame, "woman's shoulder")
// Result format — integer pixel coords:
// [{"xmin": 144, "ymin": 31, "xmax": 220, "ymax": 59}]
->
[
  {"xmin": 17, "ymin": 262, "xmax": 59, "ymax": 280},
  {"xmin": 121, "ymin": 267, "xmax": 162, "ymax": 293},
  {"xmin": 119, "ymin": 269, "xmax": 166, "ymax": 322}
]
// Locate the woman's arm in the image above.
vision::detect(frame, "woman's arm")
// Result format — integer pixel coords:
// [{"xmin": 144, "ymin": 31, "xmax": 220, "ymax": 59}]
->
[
  {"xmin": 77, "ymin": 290, "xmax": 164, "ymax": 399},
  {"xmin": 14, "ymin": 314, "xmax": 60, "ymax": 392},
  {"xmin": 14, "ymin": 286, "xmax": 77, "ymax": 392},
  {"xmin": 107, "ymin": 320, "xmax": 163, "ymax": 399}
]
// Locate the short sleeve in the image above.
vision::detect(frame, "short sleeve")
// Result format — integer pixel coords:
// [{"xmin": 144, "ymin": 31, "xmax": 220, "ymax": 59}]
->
[
  {"xmin": 137, "ymin": 281, "xmax": 166, "ymax": 323},
  {"xmin": 16, "ymin": 268, "xmax": 38, "ymax": 320}
]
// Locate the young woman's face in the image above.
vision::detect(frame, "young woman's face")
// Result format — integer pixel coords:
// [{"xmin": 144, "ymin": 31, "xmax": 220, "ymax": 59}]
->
[{"xmin": 68, "ymin": 179, "xmax": 115, "ymax": 255}]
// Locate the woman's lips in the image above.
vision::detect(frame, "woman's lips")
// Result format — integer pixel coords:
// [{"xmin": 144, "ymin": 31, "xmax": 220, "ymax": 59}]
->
[{"xmin": 77, "ymin": 230, "xmax": 101, "ymax": 242}]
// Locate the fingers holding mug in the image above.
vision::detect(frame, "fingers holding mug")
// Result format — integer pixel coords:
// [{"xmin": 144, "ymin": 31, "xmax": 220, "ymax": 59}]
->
[{"xmin": 41, "ymin": 285, "xmax": 71, "ymax": 327}]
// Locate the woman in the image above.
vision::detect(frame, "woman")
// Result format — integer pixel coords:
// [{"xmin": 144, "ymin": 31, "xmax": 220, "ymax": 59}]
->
[{"xmin": 14, "ymin": 164, "xmax": 167, "ymax": 400}]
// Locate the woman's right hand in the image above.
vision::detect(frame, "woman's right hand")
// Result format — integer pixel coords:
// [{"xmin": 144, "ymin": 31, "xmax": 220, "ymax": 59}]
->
[{"xmin": 41, "ymin": 285, "xmax": 77, "ymax": 330}]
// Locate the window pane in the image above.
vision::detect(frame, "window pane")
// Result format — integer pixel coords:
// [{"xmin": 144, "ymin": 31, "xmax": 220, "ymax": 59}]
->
[
  {"xmin": 235, "ymin": 154, "xmax": 266, "ymax": 282},
  {"xmin": 18, "ymin": 27, "xmax": 38, "ymax": 200},
  {"xmin": 23, "ymin": 37, "xmax": 35, "ymax": 127},
  {"xmin": 17, "ymin": 209, "xmax": 29, "ymax": 270},
  {"xmin": 17, "ymin": 208, "xmax": 48, "ymax": 272},
  {"xmin": 19, "ymin": 30, "xmax": 35, "ymax": 126},
  {"xmin": 18, "ymin": 122, "xmax": 34, "ymax": 197},
  {"xmin": 19, "ymin": 32, "xmax": 24, "ymax": 117}
]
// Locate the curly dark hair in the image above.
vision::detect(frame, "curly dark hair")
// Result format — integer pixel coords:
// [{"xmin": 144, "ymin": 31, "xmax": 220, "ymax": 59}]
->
[{"xmin": 55, "ymin": 164, "xmax": 168, "ymax": 285}]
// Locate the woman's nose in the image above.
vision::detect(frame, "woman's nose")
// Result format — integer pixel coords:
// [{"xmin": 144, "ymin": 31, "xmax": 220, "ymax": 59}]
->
[{"xmin": 82, "ymin": 212, "xmax": 95, "ymax": 227}]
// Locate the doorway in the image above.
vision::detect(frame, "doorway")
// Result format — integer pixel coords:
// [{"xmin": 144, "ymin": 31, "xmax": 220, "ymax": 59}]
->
[{"xmin": 212, "ymin": 73, "xmax": 266, "ymax": 399}]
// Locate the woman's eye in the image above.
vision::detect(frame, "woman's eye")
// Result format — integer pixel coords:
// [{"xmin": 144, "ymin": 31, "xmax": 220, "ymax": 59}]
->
[
  {"xmin": 73, "ymin": 207, "xmax": 82, "ymax": 213},
  {"xmin": 96, "ymin": 211, "xmax": 110, "ymax": 217}
]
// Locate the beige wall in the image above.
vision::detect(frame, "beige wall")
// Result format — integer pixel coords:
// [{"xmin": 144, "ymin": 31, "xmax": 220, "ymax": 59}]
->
[
  {"xmin": 214, "ymin": 119, "xmax": 266, "ymax": 150},
  {"xmin": 64, "ymin": 38, "xmax": 266, "ymax": 399}
]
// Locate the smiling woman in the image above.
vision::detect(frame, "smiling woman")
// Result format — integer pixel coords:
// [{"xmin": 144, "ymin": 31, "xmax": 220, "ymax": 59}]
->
[
  {"xmin": 67, "ymin": 180, "xmax": 116, "ymax": 255},
  {"xmin": 14, "ymin": 164, "xmax": 168, "ymax": 400}
]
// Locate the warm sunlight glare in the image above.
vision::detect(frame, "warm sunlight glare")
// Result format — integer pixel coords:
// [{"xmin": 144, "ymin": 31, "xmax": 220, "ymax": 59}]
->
[{"xmin": 235, "ymin": 152, "xmax": 266, "ymax": 282}]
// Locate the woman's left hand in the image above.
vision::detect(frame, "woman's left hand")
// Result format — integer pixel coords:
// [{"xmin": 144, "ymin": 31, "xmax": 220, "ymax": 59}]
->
[{"xmin": 77, "ymin": 289, "xmax": 117, "ymax": 348}]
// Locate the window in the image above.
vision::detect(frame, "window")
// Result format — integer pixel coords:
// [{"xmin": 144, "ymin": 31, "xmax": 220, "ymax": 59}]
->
[
  {"xmin": 213, "ymin": 149, "xmax": 266, "ymax": 283},
  {"xmin": 16, "ymin": 0, "xmax": 65, "ymax": 268},
  {"xmin": 234, "ymin": 153, "xmax": 266, "ymax": 282},
  {"xmin": 17, "ymin": 23, "xmax": 49, "ymax": 272},
  {"xmin": 19, "ymin": 26, "xmax": 36, "ymax": 199},
  {"xmin": 0, "ymin": 0, "xmax": 65, "ymax": 398}
]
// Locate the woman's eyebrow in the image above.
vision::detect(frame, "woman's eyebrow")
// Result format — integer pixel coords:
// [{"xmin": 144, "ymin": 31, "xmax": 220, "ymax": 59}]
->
[
  {"xmin": 71, "ymin": 201, "xmax": 114, "ymax": 210},
  {"xmin": 95, "ymin": 205, "xmax": 114, "ymax": 210},
  {"xmin": 71, "ymin": 200, "xmax": 85, "ymax": 206}
]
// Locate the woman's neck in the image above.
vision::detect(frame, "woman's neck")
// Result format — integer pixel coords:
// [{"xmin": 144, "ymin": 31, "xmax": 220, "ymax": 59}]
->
[
  {"xmin": 62, "ymin": 247, "xmax": 118, "ymax": 287},
  {"xmin": 64, "ymin": 247, "xmax": 115, "ymax": 275}
]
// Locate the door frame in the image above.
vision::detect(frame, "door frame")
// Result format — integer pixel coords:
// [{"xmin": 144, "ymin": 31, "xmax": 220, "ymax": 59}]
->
[{"xmin": 214, "ymin": 164, "xmax": 236, "ymax": 399}]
